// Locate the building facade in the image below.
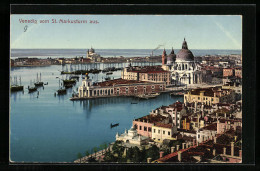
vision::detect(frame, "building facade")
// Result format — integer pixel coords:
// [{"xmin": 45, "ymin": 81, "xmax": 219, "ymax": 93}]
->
[
  {"xmin": 121, "ymin": 65, "xmax": 171, "ymax": 86},
  {"xmin": 78, "ymin": 78, "xmax": 166, "ymax": 98},
  {"xmin": 184, "ymin": 87, "xmax": 236, "ymax": 106},
  {"xmin": 163, "ymin": 39, "xmax": 202, "ymax": 85}
]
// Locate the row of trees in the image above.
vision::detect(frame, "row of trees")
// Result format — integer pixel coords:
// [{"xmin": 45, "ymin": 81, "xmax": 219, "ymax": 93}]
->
[
  {"xmin": 77, "ymin": 139, "xmax": 185, "ymax": 163},
  {"xmin": 77, "ymin": 142, "xmax": 109, "ymax": 162},
  {"xmin": 103, "ymin": 140, "xmax": 160, "ymax": 163}
]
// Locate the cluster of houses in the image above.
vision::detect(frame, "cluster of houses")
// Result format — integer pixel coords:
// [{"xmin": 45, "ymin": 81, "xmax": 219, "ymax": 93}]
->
[{"xmin": 115, "ymin": 85, "xmax": 242, "ymax": 163}]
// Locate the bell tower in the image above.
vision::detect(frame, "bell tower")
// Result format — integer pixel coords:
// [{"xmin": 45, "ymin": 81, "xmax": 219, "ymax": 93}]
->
[{"xmin": 162, "ymin": 48, "xmax": 167, "ymax": 65}]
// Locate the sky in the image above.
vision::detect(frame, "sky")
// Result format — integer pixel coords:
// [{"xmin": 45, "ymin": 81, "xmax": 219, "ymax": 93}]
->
[{"xmin": 10, "ymin": 15, "xmax": 242, "ymax": 49}]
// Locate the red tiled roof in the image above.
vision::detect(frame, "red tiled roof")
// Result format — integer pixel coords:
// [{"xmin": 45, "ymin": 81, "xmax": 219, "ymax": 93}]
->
[
  {"xmin": 134, "ymin": 114, "xmax": 167, "ymax": 124},
  {"xmin": 93, "ymin": 78, "xmax": 154, "ymax": 87},
  {"xmin": 154, "ymin": 122, "xmax": 173, "ymax": 128},
  {"xmin": 201, "ymin": 123, "xmax": 217, "ymax": 131}
]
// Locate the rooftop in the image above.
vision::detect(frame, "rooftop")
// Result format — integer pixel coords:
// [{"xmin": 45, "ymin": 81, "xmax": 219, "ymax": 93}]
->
[
  {"xmin": 134, "ymin": 114, "xmax": 167, "ymax": 124},
  {"xmin": 93, "ymin": 78, "xmax": 155, "ymax": 87}
]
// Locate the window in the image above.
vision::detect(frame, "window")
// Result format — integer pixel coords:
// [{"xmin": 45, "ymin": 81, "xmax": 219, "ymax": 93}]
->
[
  {"xmin": 134, "ymin": 124, "xmax": 137, "ymax": 129},
  {"xmin": 139, "ymin": 126, "xmax": 142, "ymax": 130},
  {"xmin": 148, "ymin": 127, "xmax": 152, "ymax": 132},
  {"xmin": 158, "ymin": 139, "xmax": 160, "ymax": 141},
  {"xmin": 158, "ymin": 130, "xmax": 160, "ymax": 134},
  {"xmin": 154, "ymin": 129, "xmax": 156, "ymax": 133},
  {"xmin": 144, "ymin": 126, "xmax": 147, "ymax": 131},
  {"xmin": 198, "ymin": 134, "xmax": 200, "ymax": 138},
  {"xmin": 163, "ymin": 131, "xmax": 165, "ymax": 134},
  {"xmin": 198, "ymin": 97, "xmax": 200, "ymax": 100},
  {"xmin": 168, "ymin": 131, "xmax": 170, "ymax": 135}
]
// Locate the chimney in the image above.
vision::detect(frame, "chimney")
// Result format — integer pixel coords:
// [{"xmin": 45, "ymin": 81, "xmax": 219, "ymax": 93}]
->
[
  {"xmin": 231, "ymin": 142, "xmax": 234, "ymax": 156},
  {"xmin": 239, "ymin": 150, "xmax": 242, "ymax": 158},
  {"xmin": 214, "ymin": 137, "xmax": 217, "ymax": 144},
  {"xmin": 193, "ymin": 139, "xmax": 196, "ymax": 146},
  {"xmin": 178, "ymin": 151, "xmax": 182, "ymax": 162},
  {"xmin": 213, "ymin": 149, "xmax": 216, "ymax": 156},
  {"xmin": 147, "ymin": 157, "xmax": 152, "ymax": 163},
  {"xmin": 159, "ymin": 151, "xmax": 164, "ymax": 158},
  {"xmin": 176, "ymin": 145, "xmax": 180, "ymax": 151},
  {"xmin": 171, "ymin": 147, "xmax": 175, "ymax": 153},
  {"xmin": 223, "ymin": 147, "xmax": 226, "ymax": 155}
]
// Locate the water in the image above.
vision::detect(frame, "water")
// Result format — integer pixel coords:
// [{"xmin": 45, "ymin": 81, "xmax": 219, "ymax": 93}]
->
[
  {"xmin": 10, "ymin": 49, "xmax": 242, "ymax": 59},
  {"xmin": 10, "ymin": 48, "xmax": 240, "ymax": 162},
  {"xmin": 10, "ymin": 64, "xmax": 183, "ymax": 163}
]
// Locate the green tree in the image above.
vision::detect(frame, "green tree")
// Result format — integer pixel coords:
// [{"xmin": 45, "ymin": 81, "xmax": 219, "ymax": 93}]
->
[
  {"xmin": 85, "ymin": 150, "xmax": 90, "ymax": 157},
  {"xmin": 77, "ymin": 152, "xmax": 83, "ymax": 163},
  {"xmin": 93, "ymin": 146, "xmax": 98, "ymax": 158},
  {"xmin": 145, "ymin": 145, "xmax": 159, "ymax": 161}
]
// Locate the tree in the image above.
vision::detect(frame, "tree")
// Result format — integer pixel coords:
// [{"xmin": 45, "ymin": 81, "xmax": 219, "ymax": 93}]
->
[
  {"xmin": 85, "ymin": 150, "xmax": 90, "ymax": 157},
  {"xmin": 93, "ymin": 147, "xmax": 98, "ymax": 158},
  {"xmin": 145, "ymin": 145, "xmax": 159, "ymax": 161},
  {"xmin": 77, "ymin": 152, "xmax": 83, "ymax": 163}
]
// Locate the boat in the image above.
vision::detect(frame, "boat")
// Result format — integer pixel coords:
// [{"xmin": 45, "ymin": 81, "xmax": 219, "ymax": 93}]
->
[
  {"xmin": 63, "ymin": 79, "xmax": 76, "ymax": 85},
  {"xmin": 106, "ymin": 72, "xmax": 113, "ymax": 75},
  {"xmin": 110, "ymin": 123, "xmax": 119, "ymax": 128},
  {"xmin": 105, "ymin": 77, "xmax": 111, "ymax": 81},
  {"xmin": 57, "ymin": 88, "xmax": 67, "ymax": 95},
  {"xmin": 28, "ymin": 86, "xmax": 37, "ymax": 93},
  {"xmin": 11, "ymin": 85, "xmax": 24, "ymax": 92},
  {"xmin": 70, "ymin": 75, "xmax": 79, "ymax": 80},
  {"xmin": 10, "ymin": 76, "xmax": 24, "ymax": 92},
  {"xmin": 136, "ymin": 93, "xmax": 160, "ymax": 99},
  {"xmin": 170, "ymin": 91, "xmax": 184, "ymax": 96},
  {"xmin": 64, "ymin": 84, "xmax": 73, "ymax": 89},
  {"xmin": 28, "ymin": 80, "xmax": 37, "ymax": 93},
  {"xmin": 34, "ymin": 73, "xmax": 44, "ymax": 87},
  {"xmin": 57, "ymin": 78, "xmax": 67, "ymax": 95}
]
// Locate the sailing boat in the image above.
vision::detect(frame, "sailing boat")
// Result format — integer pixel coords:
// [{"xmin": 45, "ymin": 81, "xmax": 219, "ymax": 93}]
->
[
  {"xmin": 57, "ymin": 78, "xmax": 66, "ymax": 95},
  {"xmin": 34, "ymin": 73, "xmax": 44, "ymax": 87},
  {"xmin": 28, "ymin": 80, "xmax": 37, "ymax": 93},
  {"xmin": 10, "ymin": 76, "xmax": 24, "ymax": 92}
]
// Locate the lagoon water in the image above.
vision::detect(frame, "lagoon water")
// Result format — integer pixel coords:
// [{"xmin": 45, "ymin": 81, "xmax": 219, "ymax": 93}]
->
[
  {"xmin": 10, "ymin": 49, "xmax": 241, "ymax": 162},
  {"xmin": 10, "ymin": 63, "xmax": 183, "ymax": 162}
]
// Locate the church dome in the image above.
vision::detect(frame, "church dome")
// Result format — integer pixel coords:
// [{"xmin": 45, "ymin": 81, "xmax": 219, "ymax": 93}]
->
[
  {"xmin": 90, "ymin": 47, "xmax": 95, "ymax": 53},
  {"xmin": 176, "ymin": 38, "xmax": 194, "ymax": 61},
  {"xmin": 167, "ymin": 48, "xmax": 176, "ymax": 62}
]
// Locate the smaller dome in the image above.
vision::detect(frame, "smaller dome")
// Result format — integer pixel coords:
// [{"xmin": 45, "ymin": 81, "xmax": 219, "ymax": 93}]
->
[
  {"xmin": 129, "ymin": 126, "xmax": 137, "ymax": 132},
  {"xmin": 90, "ymin": 47, "xmax": 95, "ymax": 53}
]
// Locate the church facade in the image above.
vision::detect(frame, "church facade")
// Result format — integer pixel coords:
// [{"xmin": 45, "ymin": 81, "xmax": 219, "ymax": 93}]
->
[{"xmin": 162, "ymin": 39, "xmax": 202, "ymax": 85}]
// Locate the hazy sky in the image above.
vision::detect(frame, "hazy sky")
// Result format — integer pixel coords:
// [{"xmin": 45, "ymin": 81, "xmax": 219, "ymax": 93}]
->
[{"xmin": 10, "ymin": 15, "xmax": 242, "ymax": 49}]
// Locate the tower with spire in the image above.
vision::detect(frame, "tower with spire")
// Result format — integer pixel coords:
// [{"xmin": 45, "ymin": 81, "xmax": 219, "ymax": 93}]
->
[{"xmin": 162, "ymin": 48, "xmax": 167, "ymax": 65}]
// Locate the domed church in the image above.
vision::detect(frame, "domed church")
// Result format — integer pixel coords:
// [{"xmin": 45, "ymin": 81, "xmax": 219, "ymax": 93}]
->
[{"xmin": 162, "ymin": 38, "xmax": 202, "ymax": 85}]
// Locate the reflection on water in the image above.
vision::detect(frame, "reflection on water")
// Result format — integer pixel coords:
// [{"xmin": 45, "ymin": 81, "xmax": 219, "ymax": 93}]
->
[{"xmin": 10, "ymin": 64, "xmax": 183, "ymax": 162}]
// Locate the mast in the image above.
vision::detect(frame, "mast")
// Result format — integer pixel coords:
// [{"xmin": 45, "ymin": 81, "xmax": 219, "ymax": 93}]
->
[
  {"xmin": 36, "ymin": 73, "xmax": 38, "ymax": 83},
  {"xmin": 19, "ymin": 76, "xmax": 21, "ymax": 86},
  {"xmin": 40, "ymin": 73, "xmax": 41, "ymax": 82}
]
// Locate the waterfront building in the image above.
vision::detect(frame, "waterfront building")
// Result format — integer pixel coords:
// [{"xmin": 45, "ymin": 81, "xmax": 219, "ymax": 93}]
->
[
  {"xmin": 162, "ymin": 39, "xmax": 202, "ymax": 85},
  {"xmin": 121, "ymin": 65, "xmax": 171, "ymax": 86},
  {"xmin": 184, "ymin": 87, "xmax": 236, "ymax": 106},
  {"xmin": 78, "ymin": 78, "xmax": 166, "ymax": 98},
  {"xmin": 116, "ymin": 126, "xmax": 150, "ymax": 146},
  {"xmin": 132, "ymin": 114, "xmax": 170, "ymax": 138},
  {"xmin": 86, "ymin": 47, "xmax": 101, "ymax": 62}
]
